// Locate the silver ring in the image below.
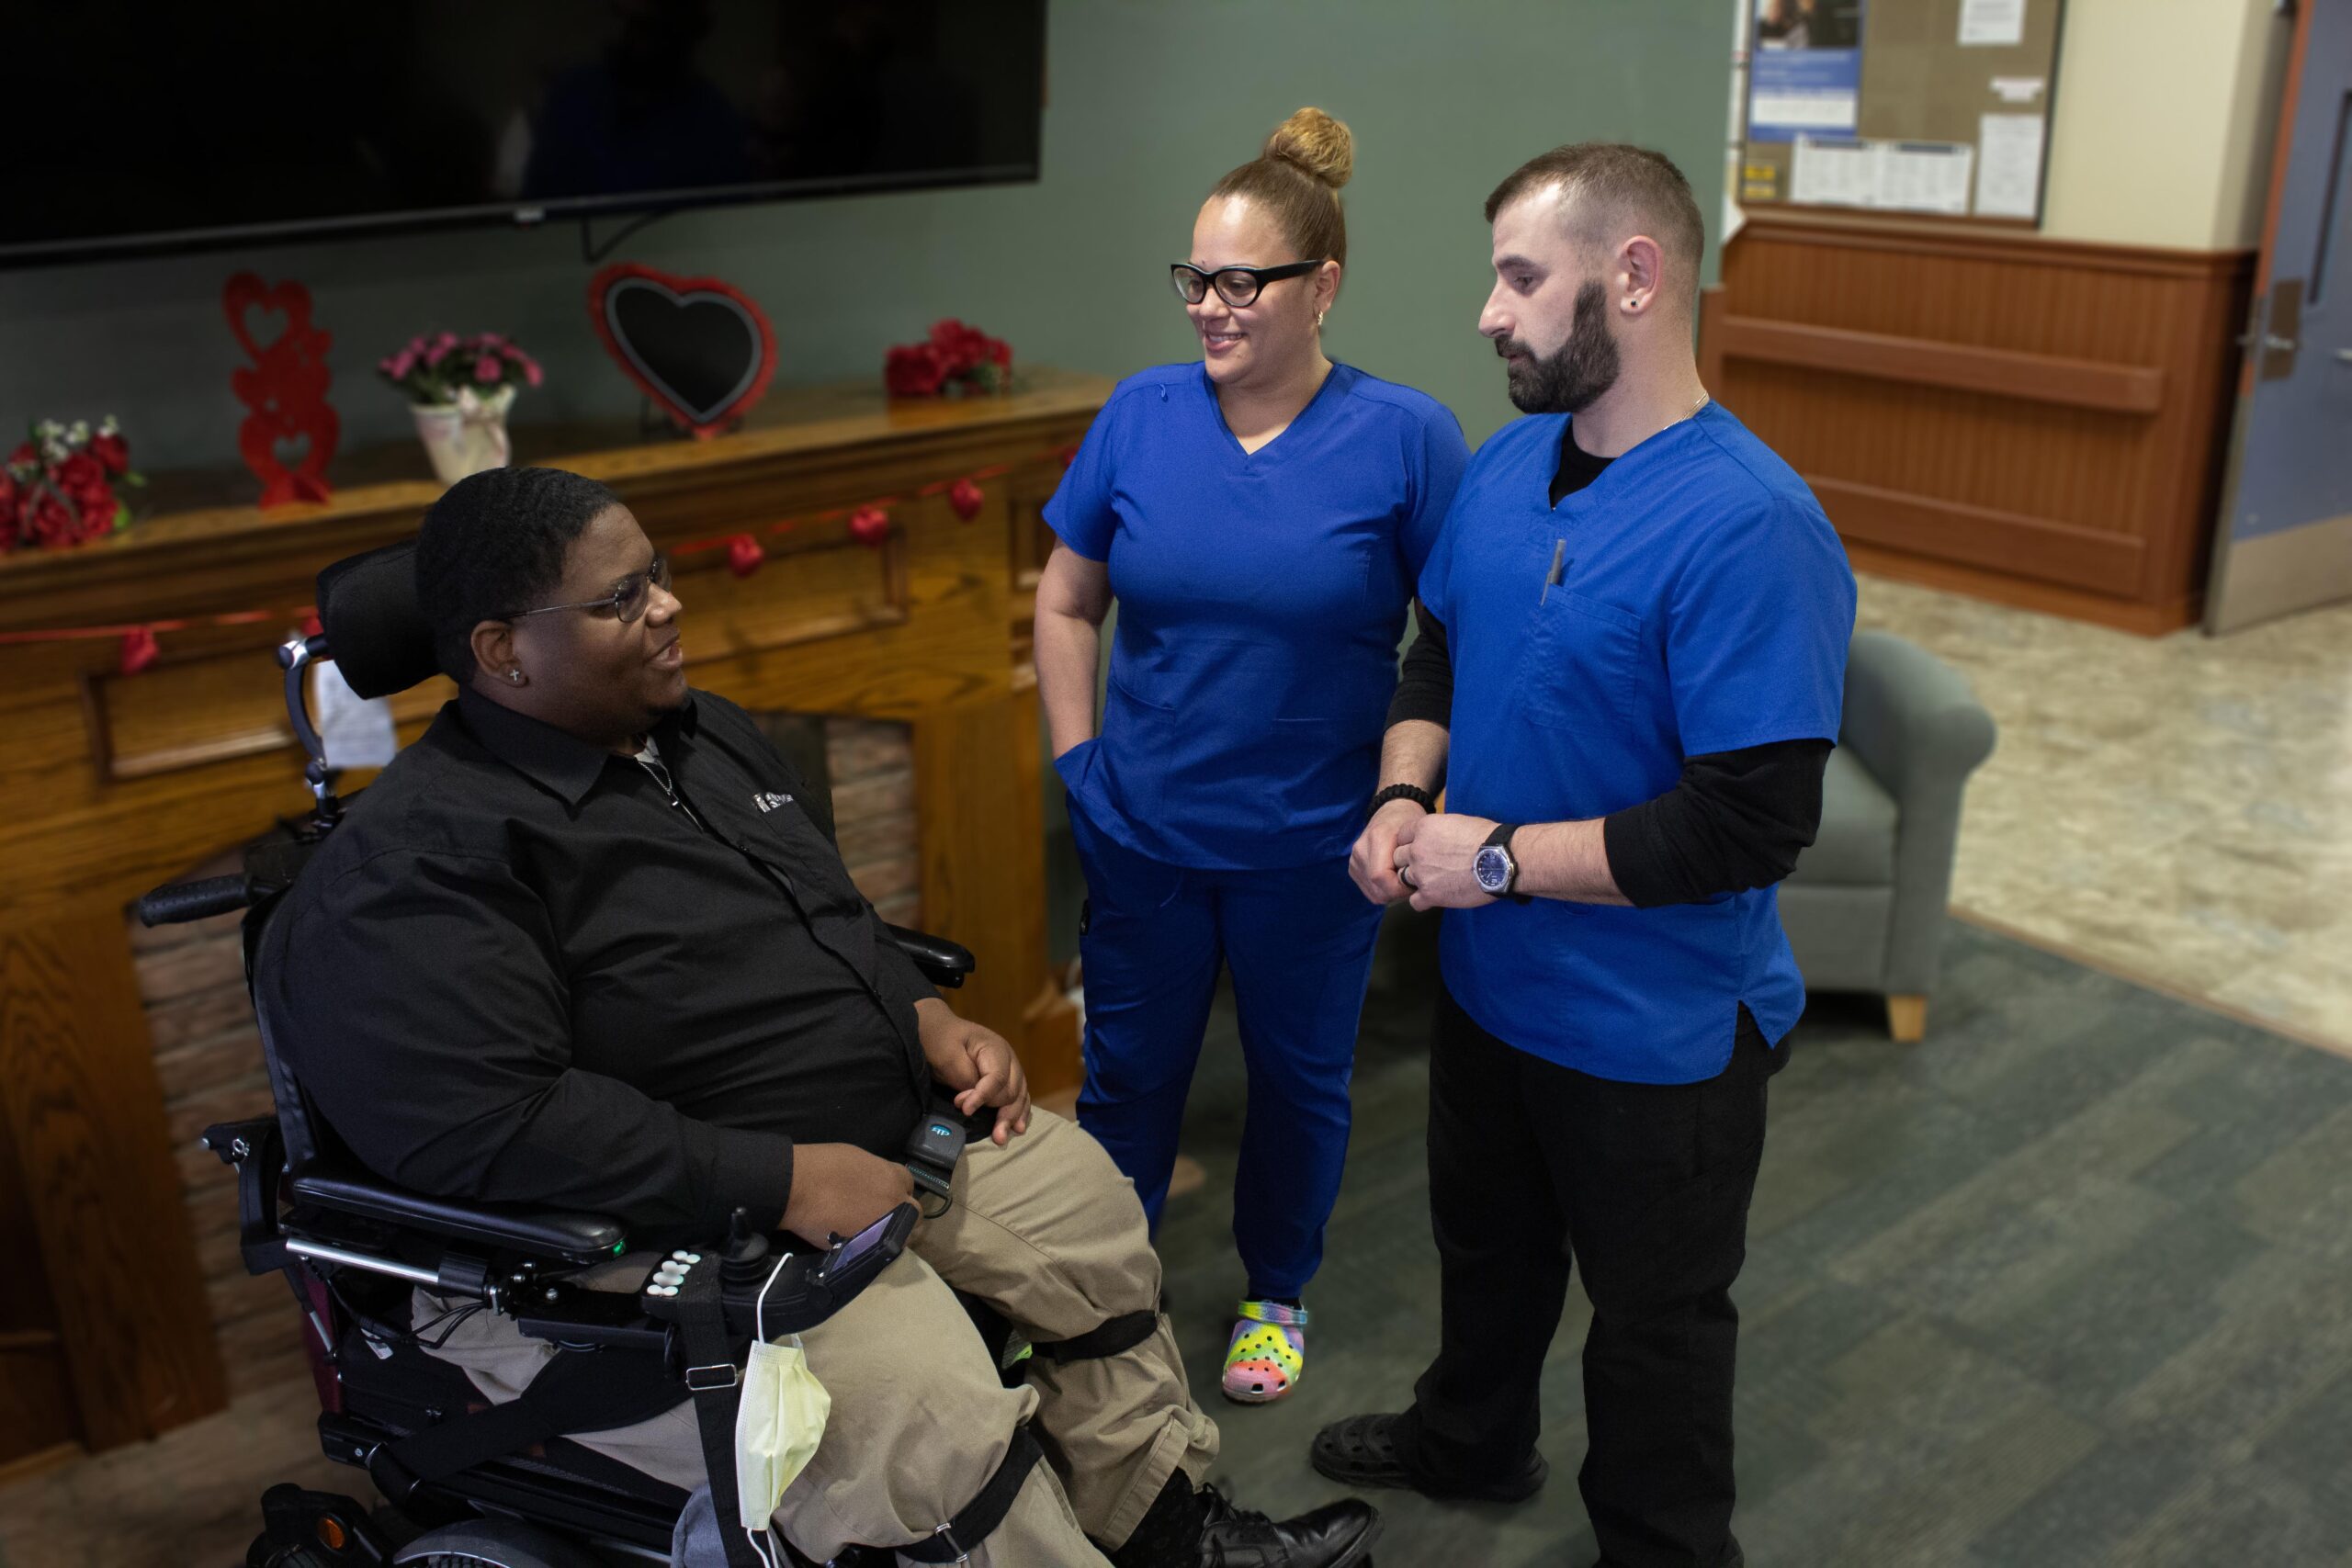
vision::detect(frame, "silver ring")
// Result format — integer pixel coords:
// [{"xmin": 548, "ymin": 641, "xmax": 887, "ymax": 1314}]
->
[{"xmin": 1398, "ymin": 865, "xmax": 1418, "ymax": 890}]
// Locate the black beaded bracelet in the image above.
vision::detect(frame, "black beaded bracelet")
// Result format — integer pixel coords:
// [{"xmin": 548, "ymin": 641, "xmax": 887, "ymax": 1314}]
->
[{"xmin": 1370, "ymin": 783, "xmax": 1436, "ymax": 818}]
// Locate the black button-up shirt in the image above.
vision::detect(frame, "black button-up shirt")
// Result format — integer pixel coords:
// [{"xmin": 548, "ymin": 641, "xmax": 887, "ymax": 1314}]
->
[{"xmin": 257, "ymin": 687, "xmax": 937, "ymax": 1246}]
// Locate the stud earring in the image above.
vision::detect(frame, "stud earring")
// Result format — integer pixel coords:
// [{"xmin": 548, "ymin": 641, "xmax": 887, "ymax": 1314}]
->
[{"xmin": 507, "ymin": 669, "xmax": 524, "ymax": 684}]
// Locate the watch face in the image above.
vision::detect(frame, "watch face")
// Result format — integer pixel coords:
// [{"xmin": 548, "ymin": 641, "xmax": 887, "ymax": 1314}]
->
[{"xmin": 1475, "ymin": 844, "xmax": 1510, "ymax": 893}]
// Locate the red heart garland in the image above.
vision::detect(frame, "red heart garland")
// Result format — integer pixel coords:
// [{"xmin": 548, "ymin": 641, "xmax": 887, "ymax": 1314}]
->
[
  {"xmin": 949, "ymin": 478, "xmax": 985, "ymax": 522},
  {"xmin": 726, "ymin": 533, "xmax": 765, "ymax": 577},
  {"xmin": 849, "ymin": 505, "xmax": 890, "ymax": 548},
  {"xmin": 119, "ymin": 626, "xmax": 161, "ymax": 675}
]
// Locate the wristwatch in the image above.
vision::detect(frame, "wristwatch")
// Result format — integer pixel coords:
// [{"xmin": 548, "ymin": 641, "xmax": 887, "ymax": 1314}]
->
[
  {"xmin": 1475, "ymin": 823, "xmax": 1532, "ymax": 905},
  {"xmin": 1370, "ymin": 783, "xmax": 1436, "ymax": 818}
]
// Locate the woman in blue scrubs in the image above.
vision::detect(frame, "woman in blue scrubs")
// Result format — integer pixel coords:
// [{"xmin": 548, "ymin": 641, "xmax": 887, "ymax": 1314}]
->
[{"xmin": 1034, "ymin": 107, "xmax": 1468, "ymax": 1405}]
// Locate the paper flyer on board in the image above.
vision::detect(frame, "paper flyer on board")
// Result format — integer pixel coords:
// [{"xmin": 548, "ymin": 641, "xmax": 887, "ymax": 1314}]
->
[
  {"xmin": 1974, "ymin": 113, "xmax": 2046, "ymax": 217},
  {"xmin": 1748, "ymin": 0, "xmax": 1865, "ymax": 143},
  {"xmin": 1792, "ymin": 137, "xmax": 1974, "ymax": 216},
  {"xmin": 1959, "ymin": 0, "xmax": 2027, "ymax": 47}
]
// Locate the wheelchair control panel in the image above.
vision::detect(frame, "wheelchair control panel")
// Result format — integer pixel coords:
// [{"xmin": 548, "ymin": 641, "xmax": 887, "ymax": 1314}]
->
[{"xmin": 641, "ymin": 1201, "xmax": 918, "ymax": 1337}]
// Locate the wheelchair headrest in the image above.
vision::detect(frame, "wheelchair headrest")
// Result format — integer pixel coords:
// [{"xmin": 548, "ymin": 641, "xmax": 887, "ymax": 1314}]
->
[{"xmin": 316, "ymin": 539, "xmax": 442, "ymax": 700}]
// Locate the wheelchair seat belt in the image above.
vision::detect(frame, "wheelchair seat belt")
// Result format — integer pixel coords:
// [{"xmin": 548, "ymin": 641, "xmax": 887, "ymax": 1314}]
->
[
  {"xmin": 1026, "ymin": 1309, "xmax": 1160, "ymax": 1366},
  {"xmin": 368, "ymin": 1339, "xmax": 688, "ymax": 1502},
  {"xmin": 676, "ymin": 1252, "xmax": 769, "ymax": 1568}
]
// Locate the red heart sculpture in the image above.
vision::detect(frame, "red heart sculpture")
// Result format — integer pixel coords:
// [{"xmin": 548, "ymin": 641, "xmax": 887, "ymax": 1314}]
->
[
  {"xmin": 222, "ymin": 274, "xmax": 313, "ymax": 364},
  {"xmin": 223, "ymin": 271, "xmax": 337, "ymax": 508},
  {"xmin": 588, "ymin": 263, "xmax": 778, "ymax": 440}
]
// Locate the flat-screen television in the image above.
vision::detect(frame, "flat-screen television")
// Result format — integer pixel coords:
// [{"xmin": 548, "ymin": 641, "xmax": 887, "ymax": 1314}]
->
[{"xmin": 5, "ymin": 1, "xmax": 1046, "ymax": 266}]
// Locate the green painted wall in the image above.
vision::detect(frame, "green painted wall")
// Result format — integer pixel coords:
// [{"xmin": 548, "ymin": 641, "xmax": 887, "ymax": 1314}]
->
[{"xmin": 0, "ymin": 2, "xmax": 1731, "ymax": 471}]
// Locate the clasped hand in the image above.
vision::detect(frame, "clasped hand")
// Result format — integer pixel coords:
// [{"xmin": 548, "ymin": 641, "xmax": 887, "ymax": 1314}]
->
[{"xmin": 1349, "ymin": 802, "xmax": 1502, "ymax": 911}]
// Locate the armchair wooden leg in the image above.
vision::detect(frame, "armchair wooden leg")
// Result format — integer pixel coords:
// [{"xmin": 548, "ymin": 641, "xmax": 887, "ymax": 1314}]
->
[{"xmin": 1886, "ymin": 995, "xmax": 1928, "ymax": 1043}]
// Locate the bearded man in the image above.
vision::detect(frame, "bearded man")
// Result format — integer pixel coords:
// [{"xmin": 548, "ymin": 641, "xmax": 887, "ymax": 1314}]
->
[{"xmin": 1315, "ymin": 144, "xmax": 1857, "ymax": 1568}]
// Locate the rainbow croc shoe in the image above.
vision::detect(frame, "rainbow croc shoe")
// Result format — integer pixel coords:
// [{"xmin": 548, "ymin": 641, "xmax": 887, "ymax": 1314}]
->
[{"xmin": 1222, "ymin": 1299, "xmax": 1307, "ymax": 1404}]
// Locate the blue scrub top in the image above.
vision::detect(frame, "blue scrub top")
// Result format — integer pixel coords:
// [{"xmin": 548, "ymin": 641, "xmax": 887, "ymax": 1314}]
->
[
  {"xmin": 1420, "ymin": 401, "xmax": 1856, "ymax": 1083},
  {"xmin": 1046, "ymin": 361, "xmax": 1469, "ymax": 871}
]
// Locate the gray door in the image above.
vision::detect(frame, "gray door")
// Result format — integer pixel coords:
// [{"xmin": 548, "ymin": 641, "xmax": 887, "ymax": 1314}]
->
[{"xmin": 2208, "ymin": 0, "xmax": 2352, "ymax": 634}]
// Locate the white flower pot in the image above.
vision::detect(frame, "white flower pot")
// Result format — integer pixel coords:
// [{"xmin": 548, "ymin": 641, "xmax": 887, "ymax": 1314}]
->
[{"xmin": 412, "ymin": 384, "xmax": 515, "ymax": 484}]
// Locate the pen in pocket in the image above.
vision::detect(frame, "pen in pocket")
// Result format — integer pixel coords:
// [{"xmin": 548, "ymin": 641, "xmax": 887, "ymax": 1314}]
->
[{"xmin": 1540, "ymin": 538, "xmax": 1566, "ymax": 604}]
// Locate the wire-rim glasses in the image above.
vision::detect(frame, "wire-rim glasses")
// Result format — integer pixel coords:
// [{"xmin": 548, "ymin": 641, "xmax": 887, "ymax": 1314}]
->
[{"xmin": 505, "ymin": 552, "xmax": 672, "ymax": 624}]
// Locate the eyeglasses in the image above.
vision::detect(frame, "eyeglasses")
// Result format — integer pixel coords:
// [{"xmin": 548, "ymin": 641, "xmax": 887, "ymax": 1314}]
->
[
  {"xmin": 1170, "ymin": 259, "xmax": 1325, "ymax": 309},
  {"xmin": 505, "ymin": 553, "xmax": 672, "ymax": 624}
]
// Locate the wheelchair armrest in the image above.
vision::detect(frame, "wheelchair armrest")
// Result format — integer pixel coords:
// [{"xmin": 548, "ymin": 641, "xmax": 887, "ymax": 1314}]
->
[
  {"xmin": 885, "ymin": 922, "xmax": 975, "ymax": 988},
  {"xmin": 203, "ymin": 1118, "xmax": 289, "ymax": 1276},
  {"xmin": 288, "ymin": 1158, "xmax": 626, "ymax": 1268}
]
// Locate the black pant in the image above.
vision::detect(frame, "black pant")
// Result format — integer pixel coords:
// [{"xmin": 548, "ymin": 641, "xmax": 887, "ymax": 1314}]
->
[{"xmin": 1395, "ymin": 986, "xmax": 1779, "ymax": 1568}]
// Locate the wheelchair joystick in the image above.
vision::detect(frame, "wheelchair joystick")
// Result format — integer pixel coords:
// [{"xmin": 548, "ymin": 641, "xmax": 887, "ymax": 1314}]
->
[{"xmin": 720, "ymin": 1204, "xmax": 772, "ymax": 1285}]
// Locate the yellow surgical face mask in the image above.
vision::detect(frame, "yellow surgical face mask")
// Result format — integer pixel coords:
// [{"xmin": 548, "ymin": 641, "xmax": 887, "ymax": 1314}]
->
[
  {"xmin": 734, "ymin": 1258, "xmax": 831, "ymax": 1542},
  {"xmin": 734, "ymin": 1332, "xmax": 831, "ymax": 1534}
]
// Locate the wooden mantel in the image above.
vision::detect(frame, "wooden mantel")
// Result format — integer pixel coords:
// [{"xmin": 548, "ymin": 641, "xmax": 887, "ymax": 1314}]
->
[{"xmin": 0, "ymin": 368, "xmax": 1108, "ymax": 1457}]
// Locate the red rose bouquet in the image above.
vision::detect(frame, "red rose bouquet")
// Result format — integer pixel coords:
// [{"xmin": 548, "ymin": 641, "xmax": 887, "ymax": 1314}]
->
[
  {"xmin": 885, "ymin": 319, "xmax": 1012, "ymax": 399},
  {"xmin": 1, "ymin": 415, "xmax": 141, "ymax": 554}
]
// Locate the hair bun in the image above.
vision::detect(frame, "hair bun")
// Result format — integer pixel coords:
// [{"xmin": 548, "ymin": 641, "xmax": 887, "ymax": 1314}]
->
[{"xmin": 1264, "ymin": 107, "xmax": 1353, "ymax": 190}]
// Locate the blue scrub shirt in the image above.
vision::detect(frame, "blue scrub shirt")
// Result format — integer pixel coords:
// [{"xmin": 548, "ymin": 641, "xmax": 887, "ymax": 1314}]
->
[
  {"xmin": 1420, "ymin": 401, "xmax": 1856, "ymax": 1083},
  {"xmin": 1046, "ymin": 361, "xmax": 1468, "ymax": 871}
]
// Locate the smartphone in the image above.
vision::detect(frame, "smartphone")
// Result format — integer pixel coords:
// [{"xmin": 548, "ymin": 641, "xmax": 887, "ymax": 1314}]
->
[
  {"xmin": 820, "ymin": 1208, "xmax": 900, "ymax": 1280},
  {"xmin": 815, "ymin": 1203, "xmax": 915, "ymax": 1289}
]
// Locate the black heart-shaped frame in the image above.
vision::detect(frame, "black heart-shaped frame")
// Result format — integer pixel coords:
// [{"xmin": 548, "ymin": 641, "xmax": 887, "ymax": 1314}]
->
[{"xmin": 587, "ymin": 263, "xmax": 779, "ymax": 439}]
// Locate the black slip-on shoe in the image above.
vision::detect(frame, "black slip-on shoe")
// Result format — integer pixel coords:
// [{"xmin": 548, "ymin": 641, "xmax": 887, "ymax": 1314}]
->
[{"xmin": 1309, "ymin": 1412, "xmax": 1547, "ymax": 1504}]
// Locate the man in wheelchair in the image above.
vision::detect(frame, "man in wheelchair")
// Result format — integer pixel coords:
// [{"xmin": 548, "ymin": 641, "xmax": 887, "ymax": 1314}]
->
[{"xmin": 255, "ymin": 467, "xmax": 1380, "ymax": 1567}]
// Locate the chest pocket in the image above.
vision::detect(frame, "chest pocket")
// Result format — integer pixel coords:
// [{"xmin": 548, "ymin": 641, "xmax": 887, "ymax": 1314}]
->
[
  {"xmin": 1515, "ymin": 591, "xmax": 1644, "ymax": 735},
  {"xmin": 748, "ymin": 800, "xmax": 867, "ymax": 914}
]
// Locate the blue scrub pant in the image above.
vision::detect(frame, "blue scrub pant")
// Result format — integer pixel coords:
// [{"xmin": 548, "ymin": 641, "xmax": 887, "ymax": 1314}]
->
[{"xmin": 1067, "ymin": 798, "xmax": 1384, "ymax": 1302}]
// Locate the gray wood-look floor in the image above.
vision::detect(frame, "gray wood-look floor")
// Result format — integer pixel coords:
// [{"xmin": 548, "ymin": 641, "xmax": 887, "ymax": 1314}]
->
[{"xmin": 1156, "ymin": 919, "xmax": 2352, "ymax": 1568}]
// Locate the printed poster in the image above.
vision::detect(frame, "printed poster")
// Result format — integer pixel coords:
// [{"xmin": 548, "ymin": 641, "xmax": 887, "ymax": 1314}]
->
[{"xmin": 1749, "ymin": 0, "xmax": 1866, "ymax": 143}]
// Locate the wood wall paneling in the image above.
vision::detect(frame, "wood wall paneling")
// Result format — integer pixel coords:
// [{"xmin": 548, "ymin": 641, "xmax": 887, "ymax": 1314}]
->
[{"xmin": 1702, "ymin": 212, "xmax": 2253, "ymax": 632}]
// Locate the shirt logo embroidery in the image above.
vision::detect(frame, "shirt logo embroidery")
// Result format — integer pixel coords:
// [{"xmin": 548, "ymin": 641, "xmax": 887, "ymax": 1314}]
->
[{"xmin": 752, "ymin": 791, "xmax": 794, "ymax": 813}]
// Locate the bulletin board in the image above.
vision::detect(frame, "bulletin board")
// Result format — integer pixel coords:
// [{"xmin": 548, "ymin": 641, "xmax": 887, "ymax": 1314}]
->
[{"xmin": 1740, "ymin": 0, "xmax": 2066, "ymax": 225}]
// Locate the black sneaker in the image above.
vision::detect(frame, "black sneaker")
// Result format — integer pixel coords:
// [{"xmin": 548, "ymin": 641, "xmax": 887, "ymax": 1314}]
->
[
  {"xmin": 1195, "ymin": 1482, "xmax": 1381, "ymax": 1567},
  {"xmin": 1310, "ymin": 1412, "xmax": 1546, "ymax": 1504}
]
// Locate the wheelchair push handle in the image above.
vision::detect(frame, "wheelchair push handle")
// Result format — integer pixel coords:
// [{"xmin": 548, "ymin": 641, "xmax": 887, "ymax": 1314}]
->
[{"xmin": 137, "ymin": 874, "xmax": 255, "ymax": 927}]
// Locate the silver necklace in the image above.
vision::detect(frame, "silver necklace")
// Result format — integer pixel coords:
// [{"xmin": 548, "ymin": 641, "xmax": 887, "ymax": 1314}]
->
[{"xmin": 1659, "ymin": 389, "xmax": 1710, "ymax": 444}]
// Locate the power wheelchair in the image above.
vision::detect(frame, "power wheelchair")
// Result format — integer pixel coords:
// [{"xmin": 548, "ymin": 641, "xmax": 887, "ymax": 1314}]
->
[{"xmin": 140, "ymin": 540, "xmax": 1060, "ymax": 1568}]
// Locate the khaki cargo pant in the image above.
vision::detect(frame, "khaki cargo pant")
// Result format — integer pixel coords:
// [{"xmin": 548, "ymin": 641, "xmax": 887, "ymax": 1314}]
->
[{"xmin": 417, "ymin": 1109, "xmax": 1217, "ymax": 1565}]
